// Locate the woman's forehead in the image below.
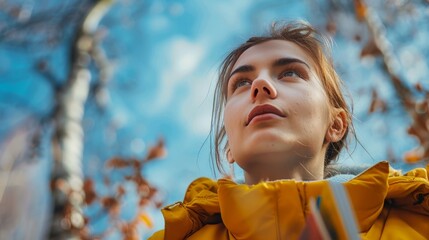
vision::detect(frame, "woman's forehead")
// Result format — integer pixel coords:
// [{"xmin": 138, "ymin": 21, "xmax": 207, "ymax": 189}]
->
[{"xmin": 232, "ymin": 40, "xmax": 316, "ymax": 71}]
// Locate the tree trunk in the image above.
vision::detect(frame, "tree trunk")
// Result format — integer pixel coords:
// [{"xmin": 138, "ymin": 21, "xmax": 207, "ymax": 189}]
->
[{"xmin": 49, "ymin": 1, "xmax": 113, "ymax": 239}]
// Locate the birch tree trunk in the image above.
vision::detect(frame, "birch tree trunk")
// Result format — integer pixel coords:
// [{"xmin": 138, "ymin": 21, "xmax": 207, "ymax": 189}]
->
[{"xmin": 49, "ymin": 1, "xmax": 113, "ymax": 239}]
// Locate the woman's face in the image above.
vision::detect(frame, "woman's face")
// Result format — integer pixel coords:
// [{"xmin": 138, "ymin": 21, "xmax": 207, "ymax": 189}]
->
[{"xmin": 224, "ymin": 40, "xmax": 332, "ymax": 178}]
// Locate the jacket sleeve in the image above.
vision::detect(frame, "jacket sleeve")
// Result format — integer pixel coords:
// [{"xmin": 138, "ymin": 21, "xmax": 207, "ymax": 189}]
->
[{"xmin": 147, "ymin": 177, "xmax": 220, "ymax": 240}]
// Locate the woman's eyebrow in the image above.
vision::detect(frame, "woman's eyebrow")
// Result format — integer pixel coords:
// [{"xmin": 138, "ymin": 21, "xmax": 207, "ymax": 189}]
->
[
  {"xmin": 229, "ymin": 58, "xmax": 310, "ymax": 79},
  {"xmin": 229, "ymin": 65, "xmax": 255, "ymax": 79},
  {"xmin": 273, "ymin": 57, "xmax": 310, "ymax": 69}
]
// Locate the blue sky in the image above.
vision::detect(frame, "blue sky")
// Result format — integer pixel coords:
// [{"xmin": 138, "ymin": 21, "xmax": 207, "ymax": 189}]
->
[{"xmin": 0, "ymin": 0, "xmax": 428, "ymax": 239}]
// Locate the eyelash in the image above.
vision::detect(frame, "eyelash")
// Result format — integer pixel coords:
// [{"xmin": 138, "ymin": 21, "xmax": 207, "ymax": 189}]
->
[
  {"xmin": 278, "ymin": 69, "xmax": 302, "ymax": 79},
  {"xmin": 232, "ymin": 78, "xmax": 252, "ymax": 90}
]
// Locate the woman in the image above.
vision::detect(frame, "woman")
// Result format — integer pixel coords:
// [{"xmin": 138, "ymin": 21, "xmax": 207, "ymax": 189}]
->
[{"xmin": 150, "ymin": 21, "xmax": 429, "ymax": 239}]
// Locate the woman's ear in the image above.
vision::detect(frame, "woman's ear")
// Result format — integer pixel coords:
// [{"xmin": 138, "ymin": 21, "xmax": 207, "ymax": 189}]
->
[
  {"xmin": 325, "ymin": 109, "xmax": 348, "ymax": 143},
  {"xmin": 227, "ymin": 148, "xmax": 235, "ymax": 164}
]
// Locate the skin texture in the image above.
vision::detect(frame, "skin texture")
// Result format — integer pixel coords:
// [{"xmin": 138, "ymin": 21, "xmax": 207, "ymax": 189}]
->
[{"xmin": 224, "ymin": 40, "xmax": 346, "ymax": 184}]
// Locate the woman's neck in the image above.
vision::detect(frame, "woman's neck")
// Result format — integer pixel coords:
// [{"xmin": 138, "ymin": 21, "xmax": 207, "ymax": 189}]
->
[{"xmin": 243, "ymin": 158, "xmax": 325, "ymax": 185}]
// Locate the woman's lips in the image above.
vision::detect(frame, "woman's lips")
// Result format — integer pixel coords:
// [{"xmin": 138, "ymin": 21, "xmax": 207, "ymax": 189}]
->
[{"xmin": 246, "ymin": 104, "xmax": 286, "ymax": 125}]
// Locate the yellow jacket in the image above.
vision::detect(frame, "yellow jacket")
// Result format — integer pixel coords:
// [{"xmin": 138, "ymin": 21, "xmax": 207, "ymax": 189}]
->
[{"xmin": 149, "ymin": 162, "xmax": 429, "ymax": 239}]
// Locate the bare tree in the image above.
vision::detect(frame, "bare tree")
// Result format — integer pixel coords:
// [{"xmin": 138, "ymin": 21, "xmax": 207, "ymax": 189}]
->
[
  {"xmin": 353, "ymin": 0, "xmax": 429, "ymax": 163},
  {"xmin": 0, "ymin": 0, "xmax": 114, "ymax": 238},
  {"xmin": 49, "ymin": 1, "xmax": 114, "ymax": 238},
  {"xmin": 320, "ymin": 0, "xmax": 429, "ymax": 164}
]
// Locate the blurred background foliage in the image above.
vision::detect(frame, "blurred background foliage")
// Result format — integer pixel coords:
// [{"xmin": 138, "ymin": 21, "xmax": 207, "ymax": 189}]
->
[{"xmin": 0, "ymin": 0, "xmax": 428, "ymax": 239}]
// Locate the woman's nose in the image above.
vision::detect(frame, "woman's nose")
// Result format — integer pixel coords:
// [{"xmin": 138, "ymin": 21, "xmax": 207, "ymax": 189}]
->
[{"xmin": 251, "ymin": 75, "xmax": 277, "ymax": 101}]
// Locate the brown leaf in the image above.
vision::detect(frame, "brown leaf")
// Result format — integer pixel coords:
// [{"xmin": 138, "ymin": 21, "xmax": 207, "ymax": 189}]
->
[
  {"xmin": 414, "ymin": 82, "xmax": 424, "ymax": 92},
  {"xmin": 125, "ymin": 174, "xmax": 145, "ymax": 186},
  {"xmin": 368, "ymin": 89, "xmax": 387, "ymax": 113},
  {"xmin": 360, "ymin": 39, "xmax": 382, "ymax": 58},
  {"xmin": 131, "ymin": 159, "xmax": 140, "ymax": 169},
  {"xmin": 146, "ymin": 138, "xmax": 167, "ymax": 161},
  {"xmin": 106, "ymin": 158, "xmax": 133, "ymax": 168},
  {"xmin": 83, "ymin": 179, "xmax": 97, "ymax": 205},
  {"xmin": 138, "ymin": 184, "xmax": 150, "ymax": 197},
  {"xmin": 120, "ymin": 222, "xmax": 139, "ymax": 240},
  {"xmin": 408, "ymin": 104, "xmax": 429, "ymax": 142},
  {"xmin": 117, "ymin": 185, "xmax": 126, "ymax": 197},
  {"xmin": 407, "ymin": 125, "xmax": 417, "ymax": 136},
  {"xmin": 100, "ymin": 197, "xmax": 121, "ymax": 217}
]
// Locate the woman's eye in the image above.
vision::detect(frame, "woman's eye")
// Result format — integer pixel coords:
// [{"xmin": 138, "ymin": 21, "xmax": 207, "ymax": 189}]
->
[
  {"xmin": 235, "ymin": 79, "xmax": 252, "ymax": 89},
  {"xmin": 280, "ymin": 71, "xmax": 300, "ymax": 78}
]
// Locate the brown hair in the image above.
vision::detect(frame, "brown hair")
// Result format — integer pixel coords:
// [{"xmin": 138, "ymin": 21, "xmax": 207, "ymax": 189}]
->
[{"xmin": 210, "ymin": 21, "xmax": 353, "ymax": 176}]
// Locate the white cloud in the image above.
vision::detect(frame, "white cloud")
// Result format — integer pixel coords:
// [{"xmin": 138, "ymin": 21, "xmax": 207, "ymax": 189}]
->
[
  {"xmin": 150, "ymin": 37, "xmax": 206, "ymax": 113},
  {"xmin": 178, "ymin": 68, "xmax": 217, "ymax": 136}
]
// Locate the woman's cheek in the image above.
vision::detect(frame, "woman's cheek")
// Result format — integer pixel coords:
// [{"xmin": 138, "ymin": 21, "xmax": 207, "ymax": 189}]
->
[{"xmin": 224, "ymin": 104, "xmax": 236, "ymax": 136}]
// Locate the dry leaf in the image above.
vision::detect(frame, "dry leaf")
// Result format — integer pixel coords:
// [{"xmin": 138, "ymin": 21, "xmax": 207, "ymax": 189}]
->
[
  {"xmin": 354, "ymin": 0, "xmax": 367, "ymax": 21},
  {"xmin": 83, "ymin": 179, "xmax": 97, "ymax": 205},
  {"xmin": 414, "ymin": 82, "xmax": 424, "ymax": 92},
  {"xmin": 100, "ymin": 197, "xmax": 121, "ymax": 217},
  {"xmin": 138, "ymin": 184, "xmax": 150, "ymax": 197},
  {"xmin": 106, "ymin": 158, "xmax": 133, "ymax": 168},
  {"xmin": 361, "ymin": 39, "xmax": 382, "ymax": 58},
  {"xmin": 368, "ymin": 89, "xmax": 387, "ymax": 113},
  {"xmin": 404, "ymin": 148, "xmax": 424, "ymax": 163},
  {"xmin": 146, "ymin": 138, "xmax": 167, "ymax": 161},
  {"xmin": 120, "ymin": 222, "xmax": 139, "ymax": 240},
  {"xmin": 138, "ymin": 212, "xmax": 153, "ymax": 229}
]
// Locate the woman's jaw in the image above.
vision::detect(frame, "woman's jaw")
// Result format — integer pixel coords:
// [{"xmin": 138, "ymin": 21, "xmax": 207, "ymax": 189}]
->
[{"xmin": 231, "ymin": 144, "xmax": 327, "ymax": 185}]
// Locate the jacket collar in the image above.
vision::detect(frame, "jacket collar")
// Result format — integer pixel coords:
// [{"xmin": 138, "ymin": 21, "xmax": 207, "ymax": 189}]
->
[
  {"xmin": 217, "ymin": 161, "xmax": 389, "ymax": 239},
  {"xmin": 161, "ymin": 161, "xmax": 392, "ymax": 239}
]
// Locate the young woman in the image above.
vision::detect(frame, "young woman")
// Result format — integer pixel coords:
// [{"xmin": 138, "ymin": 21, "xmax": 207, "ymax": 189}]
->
[{"xmin": 150, "ymin": 21, "xmax": 429, "ymax": 240}]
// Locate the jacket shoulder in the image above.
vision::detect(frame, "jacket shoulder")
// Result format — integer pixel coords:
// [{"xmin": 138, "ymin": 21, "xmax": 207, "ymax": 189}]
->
[
  {"xmin": 152, "ymin": 177, "xmax": 221, "ymax": 240},
  {"xmin": 370, "ymin": 164, "xmax": 429, "ymax": 239},
  {"xmin": 387, "ymin": 164, "xmax": 429, "ymax": 216},
  {"xmin": 148, "ymin": 230, "xmax": 164, "ymax": 240},
  {"xmin": 183, "ymin": 177, "xmax": 218, "ymax": 203}
]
